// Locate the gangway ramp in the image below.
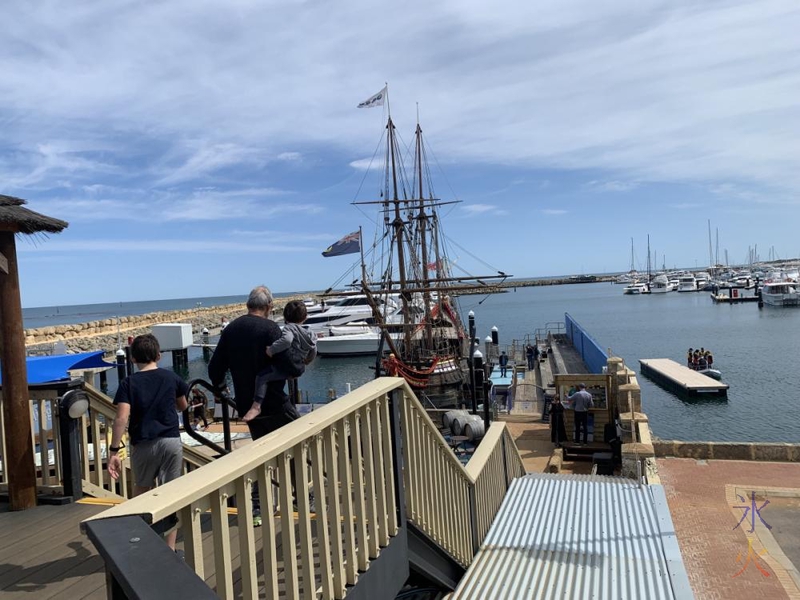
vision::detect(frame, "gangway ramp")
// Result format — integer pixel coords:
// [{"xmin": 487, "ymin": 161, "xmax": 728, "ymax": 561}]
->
[{"xmin": 639, "ymin": 359, "xmax": 728, "ymax": 396}]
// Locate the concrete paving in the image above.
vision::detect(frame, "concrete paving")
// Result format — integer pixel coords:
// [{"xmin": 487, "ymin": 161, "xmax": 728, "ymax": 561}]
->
[{"xmin": 657, "ymin": 457, "xmax": 800, "ymax": 600}]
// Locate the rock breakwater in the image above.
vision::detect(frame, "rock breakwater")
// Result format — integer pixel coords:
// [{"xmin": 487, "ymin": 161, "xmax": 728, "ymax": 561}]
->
[{"xmin": 25, "ymin": 294, "xmax": 310, "ymax": 356}]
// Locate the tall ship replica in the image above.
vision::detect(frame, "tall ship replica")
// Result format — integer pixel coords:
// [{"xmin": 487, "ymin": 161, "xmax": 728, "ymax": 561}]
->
[{"xmin": 328, "ymin": 105, "xmax": 509, "ymax": 408}]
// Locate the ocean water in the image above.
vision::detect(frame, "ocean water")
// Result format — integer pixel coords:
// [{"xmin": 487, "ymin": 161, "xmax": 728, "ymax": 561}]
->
[
  {"xmin": 28, "ymin": 283, "xmax": 799, "ymax": 443},
  {"xmin": 22, "ymin": 291, "xmax": 309, "ymax": 330}
]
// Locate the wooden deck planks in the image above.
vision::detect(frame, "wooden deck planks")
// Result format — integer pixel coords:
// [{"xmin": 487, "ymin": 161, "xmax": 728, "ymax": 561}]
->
[
  {"xmin": 0, "ymin": 502, "xmax": 107, "ymax": 599},
  {"xmin": 0, "ymin": 490, "xmax": 346, "ymax": 599},
  {"xmin": 639, "ymin": 358, "xmax": 729, "ymax": 394}
]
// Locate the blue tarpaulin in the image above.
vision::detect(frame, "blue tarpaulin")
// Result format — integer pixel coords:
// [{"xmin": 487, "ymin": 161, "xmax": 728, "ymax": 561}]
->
[{"xmin": 0, "ymin": 351, "xmax": 115, "ymax": 385}]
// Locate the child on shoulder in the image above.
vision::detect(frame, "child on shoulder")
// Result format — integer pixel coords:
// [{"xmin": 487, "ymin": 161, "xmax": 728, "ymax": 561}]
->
[
  {"xmin": 243, "ymin": 300, "xmax": 317, "ymax": 422},
  {"xmin": 107, "ymin": 334, "xmax": 189, "ymax": 550}
]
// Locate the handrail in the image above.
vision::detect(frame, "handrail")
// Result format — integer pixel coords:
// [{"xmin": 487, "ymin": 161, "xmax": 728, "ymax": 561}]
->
[
  {"xmin": 82, "ymin": 381, "xmax": 212, "ymax": 498},
  {"xmin": 84, "ymin": 377, "xmax": 404, "ymax": 524},
  {"xmin": 84, "ymin": 377, "xmax": 527, "ymax": 598}
]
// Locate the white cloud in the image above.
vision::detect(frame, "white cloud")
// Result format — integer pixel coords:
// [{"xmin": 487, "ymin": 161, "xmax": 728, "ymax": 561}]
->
[
  {"xmin": 587, "ymin": 180, "xmax": 639, "ymax": 193},
  {"xmin": 461, "ymin": 203, "xmax": 509, "ymax": 217},
  {"xmin": 276, "ymin": 152, "xmax": 303, "ymax": 162},
  {"xmin": 1, "ymin": 0, "xmax": 798, "ymax": 196},
  {"xmin": 17, "ymin": 238, "xmax": 317, "ymax": 254},
  {"xmin": 349, "ymin": 158, "xmax": 376, "ymax": 171},
  {"xmin": 31, "ymin": 189, "xmax": 319, "ymax": 222},
  {"xmin": 542, "ymin": 209, "xmax": 567, "ymax": 215}
]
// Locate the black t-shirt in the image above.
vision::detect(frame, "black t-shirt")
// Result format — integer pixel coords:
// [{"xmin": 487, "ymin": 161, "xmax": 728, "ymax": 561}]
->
[
  {"xmin": 114, "ymin": 368, "xmax": 189, "ymax": 444},
  {"xmin": 207, "ymin": 313, "xmax": 284, "ymax": 416}
]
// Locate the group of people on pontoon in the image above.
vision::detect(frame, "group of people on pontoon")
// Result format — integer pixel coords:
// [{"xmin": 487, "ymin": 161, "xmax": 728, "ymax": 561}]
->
[{"xmin": 687, "ymin": 347, "xmax": 714, "ymax": 370}]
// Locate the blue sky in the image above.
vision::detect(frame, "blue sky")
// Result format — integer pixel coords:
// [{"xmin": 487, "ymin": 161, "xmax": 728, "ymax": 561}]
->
[{"xmin": 3, "ymin": 0, "xmax": 800, "ymax": 307}]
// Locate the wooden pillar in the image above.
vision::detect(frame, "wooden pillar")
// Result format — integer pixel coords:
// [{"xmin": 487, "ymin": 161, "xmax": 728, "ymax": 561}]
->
[{"xmin": 0, "ymin": 232, "xmax": 37, "ymax": 510}]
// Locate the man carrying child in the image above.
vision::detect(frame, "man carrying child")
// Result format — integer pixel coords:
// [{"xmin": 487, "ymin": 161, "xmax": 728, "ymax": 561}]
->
[{"xmin": 243, "ymin": 300, "xmax": 317, "ymax": 422}]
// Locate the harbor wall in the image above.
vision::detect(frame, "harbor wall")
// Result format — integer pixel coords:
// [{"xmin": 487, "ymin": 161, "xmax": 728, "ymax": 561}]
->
[
  {"xmin": 565, "ymin": 313, "xmax": 608, "ymax": 374},
  {"xmin": 653, "ymin": 441, "xmax": 800, "ymax": 462},
  {"xmin": 23, "ymin": 294, "xmax": 309, "ymax": 356}
]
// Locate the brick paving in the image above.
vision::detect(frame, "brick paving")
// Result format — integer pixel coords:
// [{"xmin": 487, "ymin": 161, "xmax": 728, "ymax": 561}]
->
[{"xmin": 657, "ymin": 457, "xmax": 800, "ymax": 600}]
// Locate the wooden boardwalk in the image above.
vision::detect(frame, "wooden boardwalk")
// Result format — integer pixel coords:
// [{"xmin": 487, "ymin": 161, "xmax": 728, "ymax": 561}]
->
[
  {"xmin": 0, "ymin": 501, "xmax": 107, "ymax": 599},
  {"xmin": 640, "ymin": 358, "xmax": 729, "ymax": 396}
]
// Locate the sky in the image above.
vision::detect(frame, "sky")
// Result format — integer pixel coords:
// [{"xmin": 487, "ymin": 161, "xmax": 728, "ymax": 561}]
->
[{"xmin": 2, "ymin": 0, "xmax": 800, "ymax": 307}]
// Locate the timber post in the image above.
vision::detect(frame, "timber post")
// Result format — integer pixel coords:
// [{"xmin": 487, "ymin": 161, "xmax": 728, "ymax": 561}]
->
[{"xmin": 0, "ymin": 231, "xmax": 37, "ymax": 510}]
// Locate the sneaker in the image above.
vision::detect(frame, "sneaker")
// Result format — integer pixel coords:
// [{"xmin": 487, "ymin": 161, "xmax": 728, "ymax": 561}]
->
[
  {"xmin": 174, "ymin": 549, "xmax": 186, "ymax": 561},
  {"xmin": 252, "ymin": 511, "xmax": 262, "ymax": 528}
]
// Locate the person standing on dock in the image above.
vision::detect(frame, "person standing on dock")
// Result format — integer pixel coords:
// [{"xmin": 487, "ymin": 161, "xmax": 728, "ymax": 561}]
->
[
  {"xmin": 526, "ymin": 344, "xmax": 535, "ymax": 370},
  {"xmin": 566, "ymin": 383, "xmax": 594, "ymax": 445},
  {"xmin": 499, "ymin": 351, "xmax": 509, "ymax": 377},
  {"xmin": 208, "ymin": 285, "xmax": 297, "ymax": 527},
  {"xmin": 549, "ymin": 396, "xmax": 567, "ymax": 447}
]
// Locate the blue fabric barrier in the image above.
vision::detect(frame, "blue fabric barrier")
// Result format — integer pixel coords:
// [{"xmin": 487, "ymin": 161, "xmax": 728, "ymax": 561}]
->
[{"xmin": 0, "ymin": 351, "xmax": 114, "ymax": 385}]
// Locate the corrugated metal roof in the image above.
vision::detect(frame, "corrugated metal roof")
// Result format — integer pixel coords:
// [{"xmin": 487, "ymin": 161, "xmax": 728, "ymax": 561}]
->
[{"xmin": 452, "ymin": 473, "xmax": 693, "ymax": 600}]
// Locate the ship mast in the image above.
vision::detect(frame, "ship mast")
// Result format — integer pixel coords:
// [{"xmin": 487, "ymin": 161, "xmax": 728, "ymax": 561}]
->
[
  {"xmin": 386, "ymin": 117, "xmax": 413, "ymax": 353},
  {"xmin": 415, "ymin": 122, "xmax": 434, "ymax": 349}
]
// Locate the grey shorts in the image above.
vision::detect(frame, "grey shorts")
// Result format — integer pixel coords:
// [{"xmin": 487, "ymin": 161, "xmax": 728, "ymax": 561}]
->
[{"xmin": 131, "ymin": 437, "xmax": 183, "ymax": 488}]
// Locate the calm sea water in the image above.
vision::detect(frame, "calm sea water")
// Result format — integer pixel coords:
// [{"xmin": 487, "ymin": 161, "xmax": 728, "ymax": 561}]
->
[{"xmin": 26, "ymin": 283, "xmax": 799, "ymax": 443}]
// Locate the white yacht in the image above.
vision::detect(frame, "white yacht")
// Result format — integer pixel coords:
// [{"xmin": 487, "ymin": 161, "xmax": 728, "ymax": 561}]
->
[
  {"xmin": 677, "ymin": 275, "xmax": 697, "ymax": 292},
  {"xmin": 650, "ymin": 274, "xmax": 669, "ymax": 293},
  {"xmin": 303, "ymin": 295, "xmax": 400, "ymax": 335},
  {"xmin": 315, "ymin": 324, "xmax": 404, "ymax": 356},
  {"xmin": 694, "ymin": 272, "xmax": 712, "ymax": 290},
  {"xmin": 761, "ymin": 282, "xmax": 800, "ymax": 307},
  {"xmin": 622, "ymin": 282, "xmax": 649, "ymax": 295}
]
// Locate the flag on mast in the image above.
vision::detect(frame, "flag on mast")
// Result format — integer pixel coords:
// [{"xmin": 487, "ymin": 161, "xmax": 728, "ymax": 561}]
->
[
  {"xmin": 322, "ymin": 231, "xmax": 361, "ymax": 257},
  {"xmin": 357, "ymin": 86, "xmax": 387, "ymax": 109}
]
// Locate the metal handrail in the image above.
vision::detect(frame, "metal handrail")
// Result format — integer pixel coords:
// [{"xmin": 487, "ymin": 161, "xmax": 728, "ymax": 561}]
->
[{"xmin": 180, "ymin": 378, "xmax": 235, "ymax": 455}]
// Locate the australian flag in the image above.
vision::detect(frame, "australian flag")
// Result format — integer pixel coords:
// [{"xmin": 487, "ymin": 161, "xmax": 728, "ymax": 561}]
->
[{"xmin": 322, "ymin": 231, "xmax": 361, "ymax": 257}]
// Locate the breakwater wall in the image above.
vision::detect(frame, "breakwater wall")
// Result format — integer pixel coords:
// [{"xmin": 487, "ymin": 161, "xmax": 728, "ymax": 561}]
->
[{"xmin": 24, "ymin": 294, "xmax": 310, "ymax": 356}]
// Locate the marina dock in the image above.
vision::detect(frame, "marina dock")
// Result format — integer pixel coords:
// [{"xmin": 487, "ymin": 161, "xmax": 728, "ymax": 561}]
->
[
  {"xmin": 639, "ymin": 358, "xmax": 729, "ymax": 396},
  {"xmin": 710, "ymin": 291, "xmax": 759, "ymax": 304}
]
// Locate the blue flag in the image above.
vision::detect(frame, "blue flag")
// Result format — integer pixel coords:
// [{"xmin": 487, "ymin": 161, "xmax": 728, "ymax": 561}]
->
[{"xmin": 322, "ymin": 231, "xmax": 360, "ymax": 257}]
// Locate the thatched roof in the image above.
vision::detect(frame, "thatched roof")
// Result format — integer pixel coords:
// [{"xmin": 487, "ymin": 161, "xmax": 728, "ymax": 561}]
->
[{"xmin": 0, "ymin": 195, "xmax": 68, "ymax": 235}]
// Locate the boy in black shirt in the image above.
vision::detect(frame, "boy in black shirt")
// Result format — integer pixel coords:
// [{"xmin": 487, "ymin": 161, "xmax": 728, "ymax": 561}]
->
[{"xmin": 108, "ymin": 334, "xmax": 189, "ymax": 549}]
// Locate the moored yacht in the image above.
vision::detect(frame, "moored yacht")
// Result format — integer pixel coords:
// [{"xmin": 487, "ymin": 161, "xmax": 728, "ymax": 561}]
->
[
  {"xmin": 623, "ymin": 282, "xmax": 649, "ymax": 295},
  {"xmin": 650, "ymin": 274, "xmax": 670, "ymax": 293},
  {"xmin": 761, "ymin": 282, "xmax": 800, "ymax": 307},
  {"xmin": 677, "ymin": 274, "xmax": 697, "ymax": 292},
  {"xmin": 694, "ymin": 272, "xmax": 712, "ymax": 290},
  {"xmin": 304, "ymin": 294, "xmax": 400, "ymax": 335}
]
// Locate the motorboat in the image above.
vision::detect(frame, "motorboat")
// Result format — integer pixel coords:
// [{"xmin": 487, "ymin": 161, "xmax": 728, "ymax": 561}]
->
[
  {"xmin": 303, "ymin": 294, "xmax": 400, "ymax": 335},
  {"xmin": 761, "ymin": 282, "xmax": 800, "ymax": 307},
  {"xmin": 315, "ymin": 324, "xmax": 403, "ymax": 356},
  {"xmin": 622, "ymin": 282, "xmax": 649, "ymax": 295},
  {"xmin": 694, "ymin": 272, "xmax": 712, "ymax": 290},
  {"xmin": 650, "ymin": 274, "xmax": 669, "ymax": 294},
  {"xmin": 301, "ymin": 297, "xmax": 328, "ymax": 315},
  {"xmin": 677, "ymin": 275, "xmax": 697, "ymax": 292}
]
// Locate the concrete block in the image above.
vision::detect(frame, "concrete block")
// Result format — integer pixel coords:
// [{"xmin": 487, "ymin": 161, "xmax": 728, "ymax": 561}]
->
[
  {"xmin": 752, "ymin": 444, "xmax": 792, "ymax": 462},
  {"xmin": 789, "ymin": 445, "xmax": 800, "ymax": 462},
  {"xmin": 673, "ymin": 442, "xmax": 710, "ymax": 460},
  {"xmin": 652, "ymin": 441, "xmax": 676, "ymax": 457},
  {"xmin": 710, "ymin": 443, "xmax": 754, "ymax": 461}
]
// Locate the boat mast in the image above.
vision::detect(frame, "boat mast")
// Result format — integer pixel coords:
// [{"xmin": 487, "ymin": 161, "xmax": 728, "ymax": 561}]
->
[
  {"xmin": 415, "ymin": 121, "xmax": 434, "ymax": 349},
  {"xmin": 386, "ymin": 117, "xmax": 413, "ymax": 353}
]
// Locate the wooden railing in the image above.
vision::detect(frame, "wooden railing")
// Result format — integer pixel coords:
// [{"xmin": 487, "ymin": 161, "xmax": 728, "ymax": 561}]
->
[
  {"xmin": 84, "ymin": 377, "xmax": 527, "ymax": 599},
  {"xmin": 400, "ymin": 395, "xmax": 525, "ymax": 566},
  {"xmin": 0, "ymin": 378, "xmax": 212, "ymax": 499}
]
